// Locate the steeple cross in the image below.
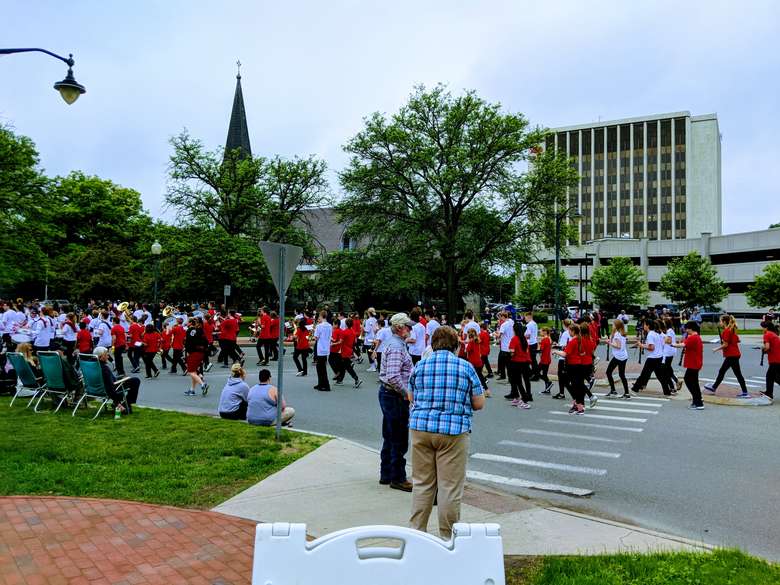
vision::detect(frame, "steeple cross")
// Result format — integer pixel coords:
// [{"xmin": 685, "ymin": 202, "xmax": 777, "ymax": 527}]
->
[{"xmin": 236, "ymin": 59, "xmax": 242, "ymax": 79}]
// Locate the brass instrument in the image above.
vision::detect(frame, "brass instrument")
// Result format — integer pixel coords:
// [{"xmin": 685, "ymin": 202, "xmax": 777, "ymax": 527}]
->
[{"xmin": 162, "ymin": 305, "xmax": 175, "ymax": 318}]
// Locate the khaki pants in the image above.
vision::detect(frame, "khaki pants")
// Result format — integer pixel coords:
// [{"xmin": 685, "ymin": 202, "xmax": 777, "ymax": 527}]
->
[{"xmin": 409, "ymin": 430, "xmax": 469, "ymax": 540}]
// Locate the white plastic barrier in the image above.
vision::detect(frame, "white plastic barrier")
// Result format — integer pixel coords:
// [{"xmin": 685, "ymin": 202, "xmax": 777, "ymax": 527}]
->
[{"xmin": 252, "ymin": 522, "xmax": 505, "ymax": 585}]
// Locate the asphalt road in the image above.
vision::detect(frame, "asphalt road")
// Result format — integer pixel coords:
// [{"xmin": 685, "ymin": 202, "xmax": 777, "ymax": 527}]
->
[{"xmin": 135, "ymin": 341, "xmax": 780, "ymax": 560}]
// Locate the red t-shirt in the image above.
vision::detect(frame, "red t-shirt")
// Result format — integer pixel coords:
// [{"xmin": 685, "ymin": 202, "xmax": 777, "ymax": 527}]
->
[
  {"xmin": 161, "ymin": 329, "xmax": 171, "ymax": 350},
  {"xmin": 479, "ymin": 330, "xmax": 491, "ymax": 357},
  {"xmin": 203, "ymin": 320, "xmax": 213, "ymax": 343},
  {"xmin": 330, "ymin": 328, "xmax": 342, "ymax": 354},
  {"xmin": 509, "ymin": 336, "xmax": 531, "ymax": 363},
  {"xmin": 539, "ymin": 336, "xmax": 552, "ymax": 365},
  {"xmin": 721, "ymin": 328, "xmax": 741, "ymax": 358},
  {"xmin": 764, "ymin": 331, "xmax": 780, "ymax": 364},
  {"xmin": 129, "ymin": 322, "xmax": 144, "ymax": 345},
  {"xmin": 269, "ymin": 318, "xmax": 280, "ymax": 339},
  {"xmin": 259, "ymin": 314, "xmax": 273, "ymax": 339},
  {"xmin": 171, "ymin": 325, "xmax": 186, "ymax": 350},
  {"xmin": 351, "ymin": 318, "xmax": 361, "ymax": 336},
  {"xmin": 110, "ymin": 325, "xmax": 126, "ymax": 348},
  {"xmin": 466, "ymin": 340, "xmax": 483, "ymax": 368},
  {"xmin": 340, "ymin": 328, "xmax": 356, "ymax": 358},
  {"xmin": 221, "ymin": 318, "xmax": 238, "ymax": 341},
  {"xmin": 683, "ymin": 334, "xmax": 703, "ymax": 370},
  {"xmin": 143, "ymin": 331, "xmax": 162, "ymax": 353},
  {"xmin": 579, "ymin": 337, "xmax": 595, "ymax": 365},
  {"xmin": 295, "ymin": 328, "xmax": 310, "ymax": 350},
  {"xmin": 76, "ymin": 329, "xmax": 92, "ymax": 353},
  {"xmin": 565, "ymin": 338, "xmax": 582, "ymax": 365},
  {"xmin": 588, "ymin": 322, "xmax": 599, "ymax": 340}
]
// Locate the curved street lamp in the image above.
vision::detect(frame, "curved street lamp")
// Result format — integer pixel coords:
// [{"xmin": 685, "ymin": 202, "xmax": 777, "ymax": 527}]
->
[
  {"xmin": 151, "ymin": 241, "xmax": 162, "ymax": 304},
  {"xmin": 1, "ymin": 47, "xmax": 86, "ymax": 104}
]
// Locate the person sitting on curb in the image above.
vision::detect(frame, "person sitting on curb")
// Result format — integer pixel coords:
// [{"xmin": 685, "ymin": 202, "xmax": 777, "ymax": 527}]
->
[
  {"xmin": 247, "ymin": 369, "xmax": 295, "ymax": 427},
  {"xmin": 218, "ymin": 363, "xmax": 250, "ymax": 420}
]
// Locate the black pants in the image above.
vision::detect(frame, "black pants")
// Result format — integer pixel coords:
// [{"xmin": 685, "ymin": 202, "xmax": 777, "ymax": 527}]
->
[
  {"xmin": 160, "ymin": 348, "xmax": 171, "ymax": 369},
  {"xmin": 171, "ymin": 349, "xmax": 186, "ymax": 373},
  {"xmin": 481, "ymin": 354, "xmax": 493, "ymax": 376},
  {"xmin": 316, "ymin": 355, "xmax": 331, "ymax": 390},
  {"xmin": 538, "ymin": 363, "xmax": 550, "ymax": 386},
  {"xmin": 63, "ymin": 340, "xmax": 76, "ymax": 365},
  {"xmin": 606, "ymin": 357, "xmax": 629, "ymax": 394},
  {"xmin": 632, "ymin": 357, "xmax": 671, "ymax": 394},
  {"xmin": 508, "ymin": 361, "xmax": 532, "ymax": 402},
  {"xmin": 411, "ymin": 354, "xmax": 421, "ymax": 365},
  {"xmin": 270, "ymin": 339, "xmax": 279, "ymax": 361},
  {"xmin": 568, "ymin": 364, "xmax": 587, "ymax": 406},
  {"xmin": 713, "ymin": 356, "xmax": 748, "ymax": 393},
  {"xmin": 364, "ymin": 345, "xmax": 375, "ymax": 365},
  {"xmin": 497, "ymin": 350, "xmax": 511, "ymax": 378},
  {"xmin": 256, "ymin": 338, "xmax": 266, "ymax": 362},
  {"xmin": 142, "ymin": 352, "xmax": 158, "ymax": 377},
  {"xmin": 378, "ymin": 388, "xmax": 409, "ymax": 483},
  {"xmin": 685, "ymin": 368, "xmax": 703, "ymax": 407},
  {"xmin": 475, "ymin": 367, "xmax": 488, "ymax": 390},
  {"xmin": 222, "ymin": 340, "xmax": 242, "ymax": 365},
  {"xmin": 376, "ymin": 352, "xmax": 383, "ymax": 372},
  {"xmin": 529, "ymin": 343, "xmax": 539, "ymax": 379},
  {"xmin": 293, "ymin": 348, "xmax": 309, "ymax": 374},
  {"xmin": 765, "ymin": 363, "xmax": 780, "ymax": 398},
  {"xmin": 663, "ymin": 355, "xmax": 678, "ymax": 387},
  {"xmin": 328, "ymin": 352, "xmax": 342, "ymax": 378},
  {"xmin": 337, "ymin": 356, "xmax": 359, "ymax": 383},
  {"xmin": 114, "ymin": 346, "xmax": 126, "ymax": 376},
  {"xmin": 220, "ymin": 401, "xmax": 248, "ymax": 420},
  {"xmin": 110, "ymin": 376, "xmax": 140, "ymax": 408},
  {"xmin": 128, "ymin": 347, "xmax": 141, "ymax": 370},
  {"xmin": 557, "ymin": 359, "xmax": 569, "ymax": 396}
]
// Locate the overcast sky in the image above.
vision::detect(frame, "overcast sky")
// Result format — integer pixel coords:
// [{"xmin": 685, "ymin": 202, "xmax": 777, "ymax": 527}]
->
[{"xmin": 3, "ymin": 0, "xmax": 778, "ymax": 234}]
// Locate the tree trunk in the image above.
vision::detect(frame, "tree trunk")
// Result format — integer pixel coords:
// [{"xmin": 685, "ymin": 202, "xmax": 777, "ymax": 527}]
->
[{"xmin": 445, "ymin": 264, "xmax": 460, "ymax": 321}]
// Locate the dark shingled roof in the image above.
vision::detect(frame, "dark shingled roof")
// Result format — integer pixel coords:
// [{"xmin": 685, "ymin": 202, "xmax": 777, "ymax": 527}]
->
[{"xmin": 225, "ymin": 72, "xmax": 252, "ymax": 158}]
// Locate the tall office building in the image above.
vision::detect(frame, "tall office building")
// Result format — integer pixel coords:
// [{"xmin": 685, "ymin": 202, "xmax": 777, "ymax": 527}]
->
[{"xmin": 547, "ymin": 111, "xmax": 721, "ymax": 242}]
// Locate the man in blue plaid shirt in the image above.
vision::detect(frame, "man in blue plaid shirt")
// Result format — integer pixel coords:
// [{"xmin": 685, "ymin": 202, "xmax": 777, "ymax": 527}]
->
[{"xmin": 407, "ymin": 325, "xmax": 484, "ymax": 540}]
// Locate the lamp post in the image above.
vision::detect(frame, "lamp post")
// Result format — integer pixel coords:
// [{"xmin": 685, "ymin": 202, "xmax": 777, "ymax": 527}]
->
[
  {"xmin": 584, "ymin": 252, "xmax": 597, "ymax": 309},
  {"xmin": 1, "ymin": 48, "xmax": 86, "ymax": 104},
  {"xmin": 151, "ymin": 241, "xmax": 162, "ymax": 304},
  {"xmin": 554, "ymin": 209, "xmax": 583, "ymax": 333}
]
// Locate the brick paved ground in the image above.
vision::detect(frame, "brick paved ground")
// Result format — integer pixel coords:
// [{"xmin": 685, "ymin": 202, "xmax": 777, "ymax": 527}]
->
[{"xmin": 0, "ymin": 496, "xmax": 255, "ymax": 585}]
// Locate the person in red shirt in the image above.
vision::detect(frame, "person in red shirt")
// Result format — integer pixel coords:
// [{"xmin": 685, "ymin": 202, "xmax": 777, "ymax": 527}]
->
[
  {"xmin": 479, "ymin": 322, "xmax": 494, "ymax": 379},
  {"xmin": 76, "ymin": 321, "xmax": 93, "ymax": 354},
  {"xmin": 127, "ymin": 316, "xmax": 144, "ymax": 373},
  {"xmin": 507, "ymin": 322, "xmax": 532, "ymax": 408},
  {"xmin": 760, "ymin": 321, "xmax": 780, "ymax": 400},
  {"xmin": 673, "ymin": 321, "xmax": 704, "ymax": 409},
  {"xmin": 202, "ymin": 315, "xmax": 214, "ymax": 373},
  {"xmin": 350, "ymin": 313, "xmax": 363, "ymax": 364},
  {"xmin": 329, "ymin": 326, "xmax": 343, "ymax": 380},
  {"xmin": 169, "ymin": 319, "xmax": 187, "ymax": 375},
  {"xmin": 269, "ymin": 311, "xmax": 280, "ymax": 362},
  {"xmin": 705, "ymin": 315, "xmax": 749, "ymax": 397},
  {"xmin": 553, "ymin": 323, "xmax": 586, "ymax": 414},
  {"xmin": 160, "ymin": 322, "xmax": 172, "ymax": 370},
  {"xmin": 255, "ymin": 307, "xmax": 273, "ymax": 366},
  {"xmin": 335, "ymin": 318, "xmax": 362, "ymax": 388},
  {"xmin": 218, "ymin": 310, "xmax": 242, "ymax": 368},
  {"xmin": 110, "ymin": 316, "xmax": 128, "ymax": 376},
  {"xmin": 140, "ymin": 323, "xmax": 161, "ymax": 378},
  {"xmin": 466, "ymin": 329, "xmax": 488, "ymax": 395},
  {"xmin": 537, "ymin": 327, "xmax": 553, "ymax": 393},
  {"xmin": 293, "ymin": 317, "xmax": 311, "ymax": 376},
  {"xmin": 579, "ymin": 323, "xmax": 598, "ymax": 407}
]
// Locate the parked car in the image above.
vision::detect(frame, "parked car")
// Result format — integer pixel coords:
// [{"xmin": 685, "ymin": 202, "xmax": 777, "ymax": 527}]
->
[{"xmin": 41, "ymin": 299, "xmax": 72, "ymax": 312}]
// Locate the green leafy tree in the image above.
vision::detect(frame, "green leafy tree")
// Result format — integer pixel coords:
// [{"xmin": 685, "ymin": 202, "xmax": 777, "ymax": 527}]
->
[
  {"xmin": 746, "ymin": 263, "xmax": 780, "ymax": 309},
  {"xmin": 658, "ymin": 251, "xmax": 728, "ymax": 310},
  {"xmin": 588, "ymin": 257, "xmax": 649, "ymax": 311},
  {"xmin": 336, "ymin": 85, "xmax": 578, "ymax": 315},
  {"xmin": 769, "ymin": 222, "xmax": 780, "ymax": 229},
  {"xmin": 515, "ymin": 271, "xmax": 543, "ymax": 309},
  {"xmin": 537, "ymin": 265, "xmax": 574, "ymax": 307}
]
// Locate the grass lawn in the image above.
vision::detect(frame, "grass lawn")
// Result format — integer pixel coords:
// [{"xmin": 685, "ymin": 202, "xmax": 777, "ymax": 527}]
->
[
  {"xmin": 505, "ymin": 550, "xmax": 780, "ymax": 585},
  {"xmin": 0, "ymin": 396, "xmax": 325, "ymax": 508}
]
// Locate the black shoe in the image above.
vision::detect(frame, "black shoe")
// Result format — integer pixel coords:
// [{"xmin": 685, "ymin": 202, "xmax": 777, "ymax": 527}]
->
[
  {"xmin": 390, "ymin": 480, "xmax": 413, "ymax": 492},
  {"xmin": 552, "ymin": 393, "xmax": 565, "ymax": 399},
  {"xmin": 318, "ymin": 387, "xmax": 332, "ymax": 392},
  {"xmin": 354, "ymin": 380, "xmax": 363, "ymax": 388},
  {"xmin": 541, "ymin": 389, "xmax": 551, "ymax": 395},
  {"xmin": 504, "ymin": 393, "xmax": 517, "ymax": 400},
  {"xmin": 486, "ymin": 373, "xmax": 494, "ymax": 379},
  {"xmin": 379, "ymin": 479, "xmax": 391, "ymax": 485},
  {"xmin": 607, "ymin": 391, "xmax": 618, "ymax": 397}
]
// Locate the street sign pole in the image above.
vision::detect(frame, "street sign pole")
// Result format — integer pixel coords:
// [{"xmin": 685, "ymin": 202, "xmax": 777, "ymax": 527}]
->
[{"xmin": 275, "ymin": 246, "xmax": 286, "ymax": 441}]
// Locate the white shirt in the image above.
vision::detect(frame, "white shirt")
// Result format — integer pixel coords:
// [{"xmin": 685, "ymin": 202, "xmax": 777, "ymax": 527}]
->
[
  {"xmin": 525, "ymin": 320, "xmax": 538, "ymax": 345},
  {"xmin": 408, "ymin": 322, "xmax": 426, "ymax": 356},
  {"xmin": 314, "ymin": 321, "xmax": 333, "ymax": 356},
  {"xmin": 375, "ymin": 327, "xmax": 391, "ymax": 353},
  {"xmin": 132, "ymin": 309, "xmax": 144, "ymax": 321},
  {"xmin": 662, "ymin": 328, "xmax": 677, "ymax": 358},
  {"xmin": 32, "ymin": 317, "xmax": 54, "ymax": 347},
  {"xmin": 646, "ymin": 331, "xmax": 663, "ymax": 359},
  {"xmin": 499, "ymin": 319, "xmax": 514, "ymax": 352},
  {"xmin": 557, "ymin": 329, "xmax": 571, "ymax": 359},
  {"xmin": 62, "ymin": 320, "xmax": 77, "ymax": 342},
  {"xmin": 94, "ymin": 320, "xmax": 112, "ymax": 348},
  {"xmin": 463, "ymin": 320, "xmax": 480, "ymax": 337},
  {"xmin": 425, "ymin": 319, "xmax": 440, "ymax": 347},
  {"xmin": 364, "ymin": 317, "xmax": 378, "ymax": 342},
  {"xmin": 339, "ymin": 318, "xmax": 347, "ymax": 330},
  {"xmin": 612, "ymin": 332, "xmax": 628, "ymax": 361}
]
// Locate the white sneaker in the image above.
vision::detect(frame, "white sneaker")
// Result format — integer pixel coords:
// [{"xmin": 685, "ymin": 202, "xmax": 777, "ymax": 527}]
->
[{"xmin": 295, "ymin": 371, "xmax": 304, "ymax": 377}]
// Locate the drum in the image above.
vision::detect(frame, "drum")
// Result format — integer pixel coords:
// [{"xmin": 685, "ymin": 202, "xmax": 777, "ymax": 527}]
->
[{"xmin": 11, "ymin": 331, "xmax": 33, "ymax": 344}]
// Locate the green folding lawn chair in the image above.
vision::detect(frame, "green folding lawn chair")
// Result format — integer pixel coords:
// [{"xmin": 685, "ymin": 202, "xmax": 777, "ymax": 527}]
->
[
  {"xmin": 73, "ymin": 355, "xmax": 128, "ymax": 420},
  {"xmin": 6, "ymin": 352, "xmax": 46, "ymax": 408},
  {"xmin": 36, "ymin": 351, "xmax": 82, "ymax": 413}
]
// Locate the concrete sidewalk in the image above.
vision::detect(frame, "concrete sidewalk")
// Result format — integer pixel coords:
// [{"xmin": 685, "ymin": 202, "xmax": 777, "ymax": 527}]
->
[{"xmin": 213, "ymin": 438, "xmax": 711, "ymax": 556}]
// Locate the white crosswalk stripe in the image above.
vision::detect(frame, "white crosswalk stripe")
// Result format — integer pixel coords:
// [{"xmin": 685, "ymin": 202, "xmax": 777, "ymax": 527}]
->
[
  {"xmin": 590, "ymin": 405, "xmax": 659, "ymax": 415},
  {"xmin": 594, "ymin": 393, "xmax": 669, "ymax": 403},
  {"xmin": 472, "ymin": 452, "xmax": 608, "ymax": 476},
  {"xmin": 700, "ymin": 376, "xmax": 763, "ymax": 389},
  {"xmin": 498, "ymin": 440, "xmax": 621, "ymax": 459},
  {"xmin": 517, "ymin": 428, "xmax": 631, "ymax": 444},
  {"xmin": 466, "ymin": 470, "xmax": 593, "ymax": 497},
  {"xmin": 548, "ymin": 411, "xmax": 647, "ymax": 423},
  {"xmin": 543, "ymin": 419, "xmax": 644, "ymax": 432}
]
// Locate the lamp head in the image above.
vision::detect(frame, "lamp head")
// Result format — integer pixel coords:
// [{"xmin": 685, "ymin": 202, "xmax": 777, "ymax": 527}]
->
[
  {"xmin": 151, "ymin": 241, "xmax": 162, "ymax": 255},
  {"xmin": 53, "ymin": 59, "xmax": 86, "ymax": 105}
]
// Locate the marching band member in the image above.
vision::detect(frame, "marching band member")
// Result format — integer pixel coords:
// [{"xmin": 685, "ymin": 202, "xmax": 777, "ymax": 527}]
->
[
  {"xmin": 269, "ymin": 310, "xmax": 281, "ymax": 361},
  {"xmin": 141, "ymin": 323, "xmax": 161, "ymax": 379},
  {"xmin": 76, "ymin": 320, "xmax": 93, "ymax": 355},
  {"xmin": 160, "ymin": 319, "xmax": 172, "ymax": 370},
  {"xmin": 110, "ymin": 316, "xmax": 128, "ymax": 376},
  {"xmin": 31, "ymin": 307, "xmax": 54, "ymax": 354},
  {"xmin": 170, "ymin": 317, "xmax": 187, "ymax": 375},
  {"xmin": 94, "ymin": 311, "xmax": 113, "ymax": 350},
  {"xmin": 202, "ymin": 313, "xmax": 215, "ymax": 373},
  {"xmin": 128, "ymin": 316, "xmax": 144, "ymax": 373},
  {"xmin": 61, "ymin": 313, "xmax": 78, "ymax": 364},
  {"xmin": 363, "ymin": 308, "xmax": 378, "ymax": 372},
  {"xmin": 184, "ymin": 317, "xmax": 209, "ymax": 397}
]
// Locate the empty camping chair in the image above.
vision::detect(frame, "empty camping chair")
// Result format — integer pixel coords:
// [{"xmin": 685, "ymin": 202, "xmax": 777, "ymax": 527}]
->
[
  {"xmin": 36, "ymin": 351, "xmax": 82, "ymax": 413},
  {"xmin": 6, "ymin": 352, "xmax": 46, "ymax": 408},
  {"xmin": 73, "ymin": 354, "xmax": 128, "ymax": 420},
  {"xmin": 251, "ymin": 523, "xmax": 505, "ymax": 585}
]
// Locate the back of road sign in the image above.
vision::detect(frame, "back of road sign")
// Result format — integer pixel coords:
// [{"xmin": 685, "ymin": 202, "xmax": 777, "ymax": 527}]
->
[{"xmin": 251, "ymin": 522, "xmax": 505, "ymax": 585}]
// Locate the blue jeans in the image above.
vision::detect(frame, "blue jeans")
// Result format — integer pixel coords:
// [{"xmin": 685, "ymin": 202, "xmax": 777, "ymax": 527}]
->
[{"xmin": 378, "ymin": 386, "xmax": 409, "ymax": 483}]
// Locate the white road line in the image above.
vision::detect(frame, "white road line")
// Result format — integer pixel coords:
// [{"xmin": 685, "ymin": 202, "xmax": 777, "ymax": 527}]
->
[
  {"xmin": 591, "ymin": 405, "xmax": 658, "ymax": 415},
  {"xmin": 466, "ymin": 470, "xmax": 593, "ymax": 497},
  {"xmin": 498, "ymin": 440, "xmax": 621, "ymax": 459},
  {"xmin": 544, "ymin": 419, "xmax": 644, "ymax": 433},
  {"xmin": 595, "ymin": 393, "xmax": 669, "ymax": 403},
  {"xmin": 472, "ymin": 452, "xmax": 608, "ymax": 476},
  {"xmin": 517, "ymin": 428, "xmax": 630, "ymax": 444},
  {"xmin": 549, "ymin": 411, "xmax": 647, "ymax": 423},
  {"xmin": 699, "ymin": 377, "xmax": 762, "ymax": 389}
]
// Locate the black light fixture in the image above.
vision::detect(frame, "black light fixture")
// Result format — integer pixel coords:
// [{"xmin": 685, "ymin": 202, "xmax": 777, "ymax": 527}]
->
[{"xmin": 1, "ymin": 47, "xmax": 86, "ymax": 104}]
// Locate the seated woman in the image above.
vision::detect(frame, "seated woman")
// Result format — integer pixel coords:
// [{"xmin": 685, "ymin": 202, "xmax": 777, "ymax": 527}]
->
[
  {"xmin": 218, "ymin": 363, "xmax": 250, "ymax": 420},
  {"xmin": 247, "ymin": 369, "xmax": 294, "ymax": 427},
  {"xmin": 94, "ymin": 346, "xmax": 141, "ymax": 414},
  {"xmin": 15, "ymin": 342, "xmax": 42, "ymax": 378}
]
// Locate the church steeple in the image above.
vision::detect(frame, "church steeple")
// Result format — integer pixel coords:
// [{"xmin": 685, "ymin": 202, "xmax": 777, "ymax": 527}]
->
[{"xmin": 225, "ymin": 60, "xmax": 252, "ymax": 158}]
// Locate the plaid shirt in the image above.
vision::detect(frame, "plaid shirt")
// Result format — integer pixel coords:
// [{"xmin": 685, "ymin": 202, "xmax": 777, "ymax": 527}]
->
[
  {"xmin": 379, "ymin": 334, "xmax": 413, "ymax": 396},
  {"xmin": 409, "ymin": 350, "xmax": 483, "ymax": 435}
]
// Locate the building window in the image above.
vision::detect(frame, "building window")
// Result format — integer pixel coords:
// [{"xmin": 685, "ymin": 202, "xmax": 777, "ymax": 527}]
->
[{"xmin": 341, "ymin": 234, "xmax": 356, "ymax": 251}]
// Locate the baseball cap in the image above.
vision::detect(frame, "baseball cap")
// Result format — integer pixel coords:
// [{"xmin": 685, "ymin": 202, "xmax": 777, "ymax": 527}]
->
[
  {"xmin": 389, "ymin": 312, "xmax": 414, "ymax": 328},
  {"xmin": 94, "ymin": 346, "xmax": 109, "ymax": 357}
]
